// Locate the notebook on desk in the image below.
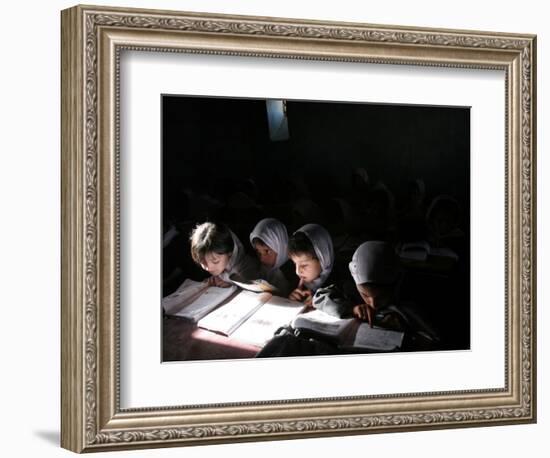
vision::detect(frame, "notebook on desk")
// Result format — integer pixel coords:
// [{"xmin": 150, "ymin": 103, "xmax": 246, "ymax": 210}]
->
[
  {"xmin": 162, "ymin": 279, "xmax": 239, "ymax": 322},
  {"xmin": 291, "ymin": 309, "xmax": 404, "ymax": 352},
  {"xmin": 198, "ymin": 291, "xmax": 305, "ymax": 347}
]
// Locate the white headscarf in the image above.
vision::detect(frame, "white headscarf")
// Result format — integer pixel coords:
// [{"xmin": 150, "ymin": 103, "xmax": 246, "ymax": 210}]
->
[
  {"xmin": 349, "ymin": 241, "xmax": 399, "ymax": 285},
  {"xmin": 294, "ymin": 224, "xmax": 334, "ymax": 292},
  {"xmin": 219, "ymin": 229, "xmax": 258, "ymax": 282},
  {"xmin": 249, "ymin": 218, "xmax": 289, "ymax": 270}
]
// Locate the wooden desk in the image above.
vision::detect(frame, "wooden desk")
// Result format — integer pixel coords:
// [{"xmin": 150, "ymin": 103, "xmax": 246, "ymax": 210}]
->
[{"xmin": 162, "ymin": 316, "xmax": 261, "ymax": 361}]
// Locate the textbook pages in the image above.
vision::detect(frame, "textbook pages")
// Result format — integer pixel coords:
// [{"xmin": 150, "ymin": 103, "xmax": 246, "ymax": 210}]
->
[
  {"xmin": 292, "ymin": 310, "xmax": 404, "ymax": 352},
  {"xmin": 162, "ymin": 279, "xmax": 239, "ymax": 322},
  {"xmin": 350, "ymin": 323, "xmax": 404, "ymax": 351},
  {"xmin": 198, "ymin": 291, "xmax": 305, "ymax": 346},
  {"xmin": 163, "ymin": 279, "xmax": 304, "ymax": 347},
  {"xmin": 291, "ymin": 310, "xmax": 355, "ymax": 342},
  {"xmin": 229, "ymin": 273, "xmax": 278, "ymax": 293}
]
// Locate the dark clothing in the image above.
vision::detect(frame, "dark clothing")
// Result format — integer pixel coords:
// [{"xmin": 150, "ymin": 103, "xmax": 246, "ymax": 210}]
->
[
  {"xmin": 312, "ymin": 284, "xmax": 354, "ymax": 318},
  {"xmin": 256, "ymin": 329, "xmax": 340, "ymax": 358}
]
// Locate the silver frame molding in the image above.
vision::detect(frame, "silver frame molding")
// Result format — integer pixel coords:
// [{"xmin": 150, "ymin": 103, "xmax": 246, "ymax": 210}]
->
[{"xmin": 61, "ymin": 4, "xmax": 537, "ymax": 453}]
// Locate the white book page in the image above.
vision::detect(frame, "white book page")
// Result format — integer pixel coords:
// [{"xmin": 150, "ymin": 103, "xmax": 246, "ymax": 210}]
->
[
  {"xmin": 229, "ymin": 275, "xmax": 278, "ymax": 293},
  {"xmin": 352, "ymin": 324, "xmax": 404, "ymax": 351},
  {"xmin": 291, "ymin": 310, "xmax": 354, "ymax": 339},
  {"xmin": 162, "ymin": 279, "xmax": 208, "ymax": 315},
  {"xmin": 231, "ymin": 296, "xmax": 304, "ymax": 346},
  {"xmin": 198, "ymin": 290, "xmax": 269, "ymax": 335},
  {"xmin": 171, "ymin": 283, "xmax": 238, "ymax": 322}
]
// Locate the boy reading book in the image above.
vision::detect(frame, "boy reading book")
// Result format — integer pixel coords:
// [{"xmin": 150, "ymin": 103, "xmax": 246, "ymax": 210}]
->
[
  {"xmin": 287, "ymin": 223, "xmax": 352, "ymax": 319},
  {"xmin": 348, "ymin": 241, "xmax": 439, "ymax": 349},
  {"xmin": 190, "ymin": 222, "xmax": 259, "ymax": 288},
  {"xmin": 287, "ymin": 223, "xmax": 334, "ymax": 305}
]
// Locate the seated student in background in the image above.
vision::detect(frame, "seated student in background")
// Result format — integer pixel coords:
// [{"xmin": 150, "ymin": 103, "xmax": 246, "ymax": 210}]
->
[
  {"xmin": 363, "ymin": 181, "xmax": 396, "ymax": 241},
  {"xmin": 348, "ymin": 241, "xmax": 439, "ymax": 348},
  {"xmin": 190, "ymin": 221, "xmax": 259, "ymax": 288},
  {"xmin": 397, "ymin": 178, "xmax": 427, "ymax": 242},
  {"xmin": 249, "ymin": 218, "xmax": 295, "ymax": 296},
  {"xmin": 426, "ymin": 194, "xmax": 464, "ymax": 251}
]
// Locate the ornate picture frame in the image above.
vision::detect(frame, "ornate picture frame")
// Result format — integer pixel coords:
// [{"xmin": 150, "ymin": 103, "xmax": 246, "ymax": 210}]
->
[{"xmin": 61, "ymin": 4, "xmax": 536, "ymax": 453}]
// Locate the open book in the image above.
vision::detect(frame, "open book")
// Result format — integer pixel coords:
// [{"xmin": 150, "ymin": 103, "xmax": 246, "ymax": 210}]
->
[
  {"xmin": 291, "ymin": 309, "xmax": 404, "ymax": 352},
  {"xmin": 162, "ymin": 279, "xmax": 239, "ymax": 322},
  {"xmin": 349, "ymin": 323, "xmax": 404, "ymax": 351},
  {"xmin": 229, "ymin": 273, "xmax": 278, "ymax": 293},
  {"xmin": 198, "ymin": 291, "xmax": 305, "ymax": 347},
  {"xmin": 291, "ymin": 310, "xmax": 355, "ymax": 343}
]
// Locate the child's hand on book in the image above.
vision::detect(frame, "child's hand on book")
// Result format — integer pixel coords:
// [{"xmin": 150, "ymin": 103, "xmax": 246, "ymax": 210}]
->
[
  {"xmin": 302, "ymin": 295, "xmax": 314, "ymax": 311},
  {"xmin": 288, "ymin": 286, "xmax": 313, "ymax": 304},
  {"xmin": 353, "ymin": 303, "xmax": 375, "ymax": 328},
  {"xmin": 206, "ymin": 276, "xmax": 232, "ymax": 288}
]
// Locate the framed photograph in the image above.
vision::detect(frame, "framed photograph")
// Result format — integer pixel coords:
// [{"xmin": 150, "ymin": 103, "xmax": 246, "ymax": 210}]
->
[
  {"xmin": 61, "ymin": 4, "xmax": 536, "ymax": 453},
  {"xmin": 160, "ymin": 95, "xmax": 470, "ymax": 362}
]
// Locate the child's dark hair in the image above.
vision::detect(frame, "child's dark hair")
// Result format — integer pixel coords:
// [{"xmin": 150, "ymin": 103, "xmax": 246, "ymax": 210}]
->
[
  {"xmin": 288, "ymin": 231, "xmax": 317, "ymax": 259},
  {"xmin": 189, "ymin": 222, "xmax": 234, "ymax": 265}
]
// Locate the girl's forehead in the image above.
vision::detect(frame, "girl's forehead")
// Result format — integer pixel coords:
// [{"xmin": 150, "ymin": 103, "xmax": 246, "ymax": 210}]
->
[
  {"xmin": 358, "ymin": 284, "xmax": 385, "ymax": 296},
  {"xmin": 290, "ymin": 253, "xmax": 316, "ymax": 263},
  {"xmin": 205, "ymin": 252, "xmax": 224, "ymax": 260},
  {"xmin": 254, "ymin": 241, "xmax": 272, "ymax": 251}
]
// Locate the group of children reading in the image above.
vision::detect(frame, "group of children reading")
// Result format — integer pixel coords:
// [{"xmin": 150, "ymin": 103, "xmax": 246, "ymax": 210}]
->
[{"xmin": 189, "ymin": 218, "xmax": 401, "ymax": 329}]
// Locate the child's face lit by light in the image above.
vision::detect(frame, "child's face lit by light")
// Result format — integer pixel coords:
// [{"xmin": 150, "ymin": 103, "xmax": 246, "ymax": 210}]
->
[
  {"xmin": 200, "ymin": 252, "xmax": 230, "ymax": 276},
  {"xmin": 253, "ymin": 242, "xmax": 277, "ymax": 268},
  {"xmin": 290, "ymin": 253, "xmax": 322, "ymax": 284}
]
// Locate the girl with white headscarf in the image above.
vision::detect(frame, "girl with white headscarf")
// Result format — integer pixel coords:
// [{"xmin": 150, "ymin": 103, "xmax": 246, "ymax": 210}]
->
[
  {"xmin": 287, "ymin": 223, "xmax": 334, "ymax": 304},
  {"xmin": 249, "ymin": 218, "xmax": 292, "ymax": 295},
  {"xmin": 190, "ymin": 222, "xmax": 259, "ymax": 287}
]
